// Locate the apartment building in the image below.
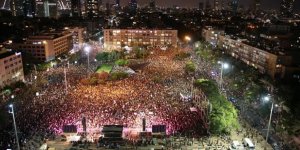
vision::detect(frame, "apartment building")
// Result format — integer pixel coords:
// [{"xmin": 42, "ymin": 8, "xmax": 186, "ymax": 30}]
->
[
  {"xmin": 103, "ymin": 29, "xmax": 178, "ymax": 50},
  {"xmin": 202, "ymin": 27, "xmax": 293, "ymax": 79},
  {"xmin": 0, "ymin": 49, "xmax": 24, "ymax": 88},
  {"xmin": 202, "ymin": 26, "xmax": 224, "ymax": 47},
  {"xmin": 219, "ymin": 35, "xmax": 292, "ymax": 79},
  {"xmin": 66, "ymin": 27, "xmax": 86, "ymax": 48},
  {"xmin": 6, "ymin": 30, "xmax": 73, "ymax": 62}
]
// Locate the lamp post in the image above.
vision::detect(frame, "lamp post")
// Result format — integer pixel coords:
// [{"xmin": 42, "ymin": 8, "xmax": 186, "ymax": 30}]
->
[
  {"xmin": 184, "ymin": 36, "xmax": 191, "ymax": 47},
  {"xmin": 9, "ymin": 103, "xmax": 20, "ymax": 150},
  {"xmin": 84, "ymin": 46, "xmax": 91, "ymax": 72},
  {"xmin": 99, "ymin": 37, "xmax": 103, "ymax": 47},
  {"xmin": 218, "ymin": 61, "xmax": 229, "ymax": 90},
  {"xmin": 64, "ymin": 67, "xmax": 68, "ymax": 94},
  {"xmin": 263, "ymin": 95, "xmax": 274, "ymax": 142},
  {"xmin": 184, "ymin": 36, "xmax": 191, "ymax": 42}
]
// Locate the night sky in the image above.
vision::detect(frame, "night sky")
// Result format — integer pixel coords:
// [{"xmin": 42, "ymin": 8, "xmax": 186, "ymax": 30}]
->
[
  {"xmin": 0, "ymin": 0, "xmax": 300, "ymax": 12},
  {"xmin": 120, "ymin": 0, "xmax": 300, "ymax": 12}
]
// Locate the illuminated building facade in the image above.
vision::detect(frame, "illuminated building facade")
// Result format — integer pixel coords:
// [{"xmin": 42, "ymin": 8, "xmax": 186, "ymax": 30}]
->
[
  {"xmin": 202, "ymin": 26, "xmax": 224, "ymax": 46},
  {"xmin": 6, "ymin": 31, "xmax": 73, "ymax": 62},
  {"xmin": 85, "ymin": 0, "xmax": 99, "ymax": 18},
  {"xmin": 202, "ymin": 27, "xmax": 293, "ymax": 79},
  {"xmin": 0, "ymin": 49, "xmax": 24, "ymax": 88},
  {"xmin": 23, "ymin": 0, "xmax": 36, "ymax": 17},
  {"xmin": 67, "ymin": 27, "xmax": 86, "ymax": 48},
  {"xmin": 103, "ymin": 29, "xmax": 178, "ymax": 50},
  {"xmin": 129, "ymin": 0, "xmax": 137, "ymax": 11},
  {"xmin": 35, "ymin": 0, "xmax": 57, "ymax": 18},
  {"xmin": 10, "ymin": 0, "xmax": 23, "ymax": 16}
]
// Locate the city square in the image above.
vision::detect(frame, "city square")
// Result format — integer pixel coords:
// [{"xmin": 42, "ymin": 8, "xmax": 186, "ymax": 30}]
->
[
  {"xmin": 1, "ymin": 0, "xmax": 300, "ymax": 149},
  {"xmin": 1, "ymin": 44, "xmax": 273, "ymax": 150}
]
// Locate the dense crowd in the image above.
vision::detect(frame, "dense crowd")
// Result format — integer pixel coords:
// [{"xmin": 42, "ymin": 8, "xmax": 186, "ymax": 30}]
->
[{"xmin": 1, "ymin": 49, "xmax": 209, "ymax": 149}]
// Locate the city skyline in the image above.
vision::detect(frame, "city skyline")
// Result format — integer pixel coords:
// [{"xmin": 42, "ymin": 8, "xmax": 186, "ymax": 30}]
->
[{"xmin": 1, "ymin": 0, "xmax": 300, "ymax": 12}]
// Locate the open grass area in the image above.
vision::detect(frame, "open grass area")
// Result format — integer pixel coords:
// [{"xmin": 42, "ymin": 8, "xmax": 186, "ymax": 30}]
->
[{"xmin": 96, "ymin": 64, "xmax": 113, "ymax": 73}]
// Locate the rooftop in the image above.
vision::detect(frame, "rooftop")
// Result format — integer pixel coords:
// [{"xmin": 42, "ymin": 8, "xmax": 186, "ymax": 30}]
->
[
  {"xmin": 0, "ymin": 49, "xmax": 14, "ymax": 59},
  {"xmin": 224, "ymin": 34, "xmax": 287, "ymax": 56},
  {"xmin": 28, "ymin": 30, "xmax": 71, "ymax": 40}
]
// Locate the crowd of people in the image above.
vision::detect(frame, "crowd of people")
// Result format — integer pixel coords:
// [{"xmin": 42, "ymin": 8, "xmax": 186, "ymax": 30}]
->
[{"xmin": 1, "ymin": 49, "xmax": 210, "ymax": 149}]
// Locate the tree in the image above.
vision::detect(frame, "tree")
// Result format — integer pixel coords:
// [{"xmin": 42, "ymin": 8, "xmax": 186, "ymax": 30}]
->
[
  {"xmin": 96, "ymin": 51, "xmax": 123, "ymax": 62},
  {"xmin": 115, "ymin": 59, "xmax": 129, "ymax": 66},
  {"xmin": 185, "ymin": 61, "xmax": 196, "ymax": 73},
  {"xmin": 194, "ymin": 79, "xmax": 239, "ymax": 134},
  {"xmin": 96, "ymin": 52, "xmax": 110, "ymax": 61}
]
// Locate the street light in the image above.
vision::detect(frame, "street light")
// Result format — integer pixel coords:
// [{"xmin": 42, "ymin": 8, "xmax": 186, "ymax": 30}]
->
[
  {"xmin": 64, "ymin": 67, "xmax": 68, "ymax": 94},
  {"xmin": 218, "ymin": 61, "xmax": 229, "ymax": 90},
  {"xmin": 263, "ymin": 96, "xmax": 270, "ymax": 102},
  {"xmin": 263, "ymin": 95, "xmax": 274, "ymax": 142},
  {"xmin": 9, "ymin": 104, "xmax": 20, "ymax": 150},
  {"xmin": 184, "ymin": 36, "xmax": 191, "ymax": 42},
  {"xmin": 84, "ymin": 46, "xmax": 91, "ymax": 72},
  {"xmin": 99, "ymin": 37, "xmax": 103, "ymax": 46}
]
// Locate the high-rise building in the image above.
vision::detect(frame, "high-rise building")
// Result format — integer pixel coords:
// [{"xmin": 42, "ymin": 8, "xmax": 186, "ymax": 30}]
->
[
  {"xmin": 65, "ymin": 0, "xmax": 71, "ymax": 10},
  {"xmin": 10, "ymin": 0, "xmax": 23, "ymax": 16},
  {"xmin": 67, "ymin": 27, "xmax": 86, "ymax": 49},
  {"xmin": 129, "ymin": 0, "xmax": 137, "ymax": 12},
  {"xmin": 280, "ymin": 0, "xmax": 295, "ymax": 17},
  {"xmin": 149, "ymin": 0, "xmax": 155, "ymax": 9},
  {"xmin": 44, "ymin": 0, "xmax": 57, "ymax": 17},
  {"xmin": 35, "ymin": 0, "xmax": 43, "ymax": 16},
  {"xmin": 231, "ymin": 0, "xmax": 238, "ymax": 14},
  {"xmin": 71, "ymin": 0, "xmax": 81, "ymax": 17},
  {"xmin": 253, "ymin": 0, "xmax": 260, "ymax": 12},
  {"xmin": 214, "ymin": 0, "xmax": 219, "ymax": 10},
  {"xmin": 86, "ymin": 0, "xmax": 99, "ymax": 18},
  {"xmin": 23, "ymin": 0, "xmax": 36, "ymax": 17},
  {"xmin": 35, "ymin": 0, "xmax": 57, "ymax": 18}
]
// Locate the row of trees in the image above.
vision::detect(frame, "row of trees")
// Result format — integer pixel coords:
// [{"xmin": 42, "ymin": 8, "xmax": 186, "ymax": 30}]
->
[
  {"xmin": 176, "ymin": 43, "xmax": 240, "ymax": 134},
  {"xmin": 95, "ymin": 46, "xmax": 149, "ymax": 63},
  {"xmin": 194, "ymin": 79, "xmax": 240, "ymax": 134}
]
